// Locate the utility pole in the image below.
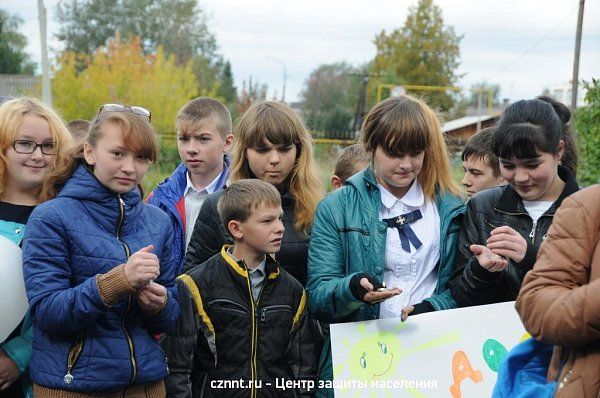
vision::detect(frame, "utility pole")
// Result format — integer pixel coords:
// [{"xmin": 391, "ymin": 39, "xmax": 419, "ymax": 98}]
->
[
  {"xmin": 265, "ymin": 56, "xmax": 287, "ymax": 103},
  {"xmin": 352, "ymin": 75, "xmax": 369, "ymax": 136},
  {"xmin": 38, "ymin": 0, "xmax": 52, "ymax": 106},
  {"xmin": 571, "ymin": 0, "xmax": 585, "ymax": 111}
]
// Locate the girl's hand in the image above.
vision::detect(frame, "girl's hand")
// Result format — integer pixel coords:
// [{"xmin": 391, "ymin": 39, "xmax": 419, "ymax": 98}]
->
[
  {"xmin": 124, "ymin": 245, "xmax": 160, "ymax": 288},
  {"xmin": 0, "ymin": 348, "xmax": 19, "ymax": 391},
  {"xmin": 486, "ymin": 226, "xmax": 528, "ymax": 263},
  {"xmin": 135, "ymin": 281, "xmax": 167, "ymax": 313},
  {"xmin": 470, "ymin": 244, "xmax": 509, "ymax": 272},
  {"xmin": 360, "ymin": 277, "xmax": 402, "ymax": 304}
]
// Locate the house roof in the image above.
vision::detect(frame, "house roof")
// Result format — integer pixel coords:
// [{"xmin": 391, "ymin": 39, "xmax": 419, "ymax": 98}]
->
[{"xmin": 442, "ymin": 115, "xmax": 497, "ymax": 133}]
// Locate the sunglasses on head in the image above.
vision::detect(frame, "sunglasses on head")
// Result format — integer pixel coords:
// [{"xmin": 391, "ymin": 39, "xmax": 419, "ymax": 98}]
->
[{"xmin": 97, "ymin": 104, "xmax": 151, "ymax": 122}]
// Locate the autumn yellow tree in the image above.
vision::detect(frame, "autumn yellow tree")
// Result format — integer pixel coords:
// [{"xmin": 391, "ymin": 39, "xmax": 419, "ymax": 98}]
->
[{"xmin": 52, "ymin": 35, "xmax": 198, "ymax": 135}]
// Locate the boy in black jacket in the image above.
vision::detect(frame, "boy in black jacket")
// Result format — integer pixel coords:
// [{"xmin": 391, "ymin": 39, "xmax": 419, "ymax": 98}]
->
[{"xmin": 162, "ymin": 179, "xmax": 318, "ymax": 397}]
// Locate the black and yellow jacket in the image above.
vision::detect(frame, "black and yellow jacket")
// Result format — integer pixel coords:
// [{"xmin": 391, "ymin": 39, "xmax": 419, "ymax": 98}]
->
[{"xmin": 161, "ymin": 246, "xmax": 318, "ymax": 398}]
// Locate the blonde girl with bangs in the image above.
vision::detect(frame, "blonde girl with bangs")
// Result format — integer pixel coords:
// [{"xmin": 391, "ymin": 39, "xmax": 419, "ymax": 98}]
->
[
  {"xmin": 307, "ymin": 95, "xmax": 466, "ymax": 398},
  {"xmin": 185, "ymin": 101, "xmax": 324, "ymax": 286},
  {"xmin": 22, "ymin": 106, "xmax": 179, "ymax": 397},
  {"xmin": 0, "ymin": 97, "xmax": 72, "ymax": 398}
]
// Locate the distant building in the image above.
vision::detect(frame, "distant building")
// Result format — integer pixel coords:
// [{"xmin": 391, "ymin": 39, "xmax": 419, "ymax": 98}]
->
[
  {"xmin": 443, "ymin": 114, "xmax": 499, "ymax": 152},
  {"xmin": 542, "ymin": 83, "xmax": 586, "ymax": 107}
]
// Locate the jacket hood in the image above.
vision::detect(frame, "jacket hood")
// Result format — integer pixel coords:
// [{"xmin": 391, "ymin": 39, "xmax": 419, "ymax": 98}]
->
[{"xmin": 58, "ymin": 163, "xmax": 143, "ymax": 235}]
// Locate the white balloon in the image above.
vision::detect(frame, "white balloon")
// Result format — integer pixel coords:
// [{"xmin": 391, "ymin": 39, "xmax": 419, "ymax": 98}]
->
[{"xmin": 0, "ymin": 236, "xmax": 28, "ymax": 343}]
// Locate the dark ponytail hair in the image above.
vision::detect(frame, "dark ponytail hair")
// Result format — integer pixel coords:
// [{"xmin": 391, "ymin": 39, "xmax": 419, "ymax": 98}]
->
[
  {"xmin": 535, "ymin": 95, "xmax": 578, "ymax": 176},
  {"xmin": 492, "ymin": 99, "xmax": 565, "ymax": 161}
]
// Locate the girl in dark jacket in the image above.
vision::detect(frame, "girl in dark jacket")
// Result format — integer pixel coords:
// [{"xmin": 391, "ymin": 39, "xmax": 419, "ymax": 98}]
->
[
  {"xmin": 184, "ymin": 101, "xmax": 324, "ymax": 286},
  {"xmin": 450, "ymin": 98, "xmax": 579, "ymax": 307},
  {"xmin": 0, "ymin": 97, "xmax": 73, "ymax": 398},
  {"xmin": 23, "ymin": 106, "xmax": 179, "ymax": 397}
]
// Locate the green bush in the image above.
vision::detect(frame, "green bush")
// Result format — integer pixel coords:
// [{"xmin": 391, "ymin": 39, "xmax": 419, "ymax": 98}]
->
[{"xmin": 575, "ymin": 79, "xmax": 600, "ymax": 186}]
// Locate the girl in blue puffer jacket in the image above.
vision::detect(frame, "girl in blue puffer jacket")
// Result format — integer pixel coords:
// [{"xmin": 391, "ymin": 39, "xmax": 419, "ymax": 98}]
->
[
  {"xmin": 22, "ymin": 105, "xmax": 179, "ymax": 397},
  {"xmin": 307, "ymin": 95, "xmax": 466, "ymax": 397}
]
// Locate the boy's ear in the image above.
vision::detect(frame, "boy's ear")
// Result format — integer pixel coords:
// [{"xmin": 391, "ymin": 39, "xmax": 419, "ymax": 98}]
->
[
  {"xmin": 331, "ymin": 175, "xmax": 344, "ymax": 190},
  {"xmin": 228, "ymin": 219, "xmax": 243, "ymax": 240},
  {"xmin": 223, "ymin": 133, "xmax": 234, "ymax": 153}
]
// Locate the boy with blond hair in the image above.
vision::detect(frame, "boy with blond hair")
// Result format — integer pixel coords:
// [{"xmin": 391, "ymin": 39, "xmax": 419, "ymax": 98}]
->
[
  {"xmin": 330, "ymin": 143, "xmax": 369, "ymax": 190},
  {"xmin": 162, "ymin": 179, "xmax": 318, "ymax": 397},
  {"xmin": 148, "ymin": 97, "xmax": 233, "ymax": 272}
]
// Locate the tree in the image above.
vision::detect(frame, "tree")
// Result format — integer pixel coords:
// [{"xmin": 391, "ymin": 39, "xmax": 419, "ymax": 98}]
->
[
  {"xmin": 369, "ymin": 0, "xmax": 462, "ymax": 111},
  {"xmin": 575, "ymin": 79, "xmax": 600, "ymax": 186},
  {"xmin": 235, "ymin": 77, "xmax": 267, "ymax": 115},
  {"xmin": 300, "ymin": 62, "xmax": 362, "ymax": 133},
  {"xmin": 52, "ymin": 35, "xmax": 198, "ymax": 135},
  {"xmin": 216, "ymin": 60, "xmax": 237, "ymax": 105},
  {"xmin": 55, "ymin": 0, "xmax": 221, "ymax": 97},
  {"xmin": 0, "ymin": 7, "xmax": 35, "ymax": 74}
]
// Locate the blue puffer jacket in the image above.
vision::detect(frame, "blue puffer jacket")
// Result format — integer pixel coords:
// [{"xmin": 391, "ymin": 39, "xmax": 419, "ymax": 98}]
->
[
  {"xmin": 22, "ymin": 164, "xmax": 180, "ymax": 393},
  {"xmin": 307, "ymin": 167, "xmax": 465, "ymax": 397},
  {"xmin": 146, "ymin": 156, "xmax": 230, "ymax": 272}
]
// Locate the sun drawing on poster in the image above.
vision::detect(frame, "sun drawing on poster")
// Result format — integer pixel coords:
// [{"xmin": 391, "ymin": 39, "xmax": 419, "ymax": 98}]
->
[{"xmin": 335, "ymin": 322, "xmax": 461, "ymax": 398}]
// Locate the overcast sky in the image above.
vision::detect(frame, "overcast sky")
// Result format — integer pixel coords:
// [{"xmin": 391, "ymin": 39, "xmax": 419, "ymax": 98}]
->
[{"xmin": 3, "ymin": 0, "xmax": 599, "ymax": 104}]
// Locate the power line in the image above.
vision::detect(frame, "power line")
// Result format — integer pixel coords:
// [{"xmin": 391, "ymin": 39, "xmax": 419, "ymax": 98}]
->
[{"xmin": 486, "ymin": 4, "xmax": 578, "ymax": 81}]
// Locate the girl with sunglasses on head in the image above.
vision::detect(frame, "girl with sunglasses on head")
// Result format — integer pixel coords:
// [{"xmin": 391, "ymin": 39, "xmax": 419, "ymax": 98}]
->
[
  {"xmin": 22, "ymin": 105, "xmax": 179, "ymax": 397},
  {"xmin": 0, "ymin": 97, "xmax": 73, "ymax": 398},
  {"xmin": 184, "ymin": 101, "xmax": 324, "ymax": 286},
  {"xmin": 307, "ymin": 95, "xmax": 466, "ymax": 397},
  {"xmin": 450, "ymin": 98, "xmax": 579, "ymax": 307}
]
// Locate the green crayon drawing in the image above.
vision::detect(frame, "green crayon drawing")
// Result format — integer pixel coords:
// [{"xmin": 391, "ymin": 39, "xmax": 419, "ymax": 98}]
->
[{"xmin": 482, "ymin": 339, "xmax": 508, "ymax": 372}]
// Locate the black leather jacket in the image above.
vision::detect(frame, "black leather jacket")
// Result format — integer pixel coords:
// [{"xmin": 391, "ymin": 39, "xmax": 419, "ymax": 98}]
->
[
  {"xmin": 161, "ymin": 248, "xmax": 318, "ymax": 398},
  {"xmin": 450, "ymin": 166, "xmax": 579, "ymax": 307},
  {"xmin": 184, "ymin": 190, "xmax": 310, "ymax": 286}
]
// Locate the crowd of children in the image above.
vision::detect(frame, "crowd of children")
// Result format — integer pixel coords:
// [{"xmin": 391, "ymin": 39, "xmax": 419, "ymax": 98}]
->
[{"xmin": 0, "ymin": 92, "xmax": 595, "ymax": 398}]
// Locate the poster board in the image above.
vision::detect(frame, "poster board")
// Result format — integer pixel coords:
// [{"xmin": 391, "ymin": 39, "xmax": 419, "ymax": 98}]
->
[
  {"xmin": 330, "ymin": 301, "xmax": 527, "ymax": 398},
  {"xmin": 0, "ymin": 236, "xmax": 28, "ymax": 343}
]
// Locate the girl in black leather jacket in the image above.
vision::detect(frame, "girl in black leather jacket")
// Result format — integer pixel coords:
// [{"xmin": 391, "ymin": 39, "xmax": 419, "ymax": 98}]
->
[
  {"xmin": 450, "ymin": 98, "xmax": 579, "ymax": 307},
  {"xmin": 184, "ymin": 101, "xmax": 324, "ymax": 286}
]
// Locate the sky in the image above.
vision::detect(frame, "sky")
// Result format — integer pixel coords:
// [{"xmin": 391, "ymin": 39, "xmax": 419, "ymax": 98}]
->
[{"xmin": 3, "ymin": 0, "xmax": 599, "ymax": 104}]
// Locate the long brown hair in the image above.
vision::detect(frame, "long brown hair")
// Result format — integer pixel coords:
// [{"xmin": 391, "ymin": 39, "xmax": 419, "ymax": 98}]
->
[
  {"xmin": 41, "ymin": 111, "xmax": 157, "ymax": 201},
  {"xmin": 230, "ymin": 101, "xmax": 324, "ymax": 234},
  {"xmin": 361, "ymin": 95, "xmax": 462, "ymax": 198}
]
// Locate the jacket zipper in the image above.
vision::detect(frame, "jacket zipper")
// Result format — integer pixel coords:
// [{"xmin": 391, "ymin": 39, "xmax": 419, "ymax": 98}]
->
[
  {"xmin": 63, "ymin": 332, "xmax": 85, "ymax": 384},
  {"xmin": 243, "ymin": 261, "xmax": 267, "ymax": 398},
  {"xmin": 260, "ymin": 305, "xmax": 293, "ymax": 322},
  {"xmin": 117, "ymin": 194, "xmax": 137, "ymax": 384},
  {"xmin": 528, "ymin": 220, "xmax": 537, "ymax": 244}
]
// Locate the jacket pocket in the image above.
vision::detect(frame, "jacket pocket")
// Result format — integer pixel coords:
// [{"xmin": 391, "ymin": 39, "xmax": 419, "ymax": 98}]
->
[
  {"xmin": 63, "ymin": 332, "xmax": 85, "ymax": 385},
  {"xmin": 208, "ymin": 299, "xmax": 249, "ymax": 315}
]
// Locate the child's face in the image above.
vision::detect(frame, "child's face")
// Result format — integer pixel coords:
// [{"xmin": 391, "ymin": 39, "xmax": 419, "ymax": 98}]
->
[
  {"xmin": 373, "ymin": 146, "xmax": 424, "ymax": 198},
  {"xmin": 4, "ymin": 115, "xmax": 55, "ymax": 194},
  {"xmin": 177, "ymin": 121, "xmax": 233, "ymax": 181},
  {"xmin": 461, "ymin": 156, "xmax": 503, "ymax": 197},
  {"xmin": 246, "ymin": 140, "xmax": 297, "ymax": 189},
  {"xmin": 499, "ymin": 150, "xmax": 563, "ymax": 202},
  {"xmin": 83, "ymin": 122, "xmax": 150, "ymax": 194},
  {"xmin": 236, "ymin": 203, "xmax": 284, "ymax": 256}
]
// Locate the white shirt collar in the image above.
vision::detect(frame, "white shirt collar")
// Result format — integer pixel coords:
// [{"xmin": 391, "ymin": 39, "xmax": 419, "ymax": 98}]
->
[
  {"xmin": 378, "ymin": 179, "xmax": 424, "ymax": 209},
  {"xmin": 185, "ymin": 170, "xmax": 223, "ymax": 196}
]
